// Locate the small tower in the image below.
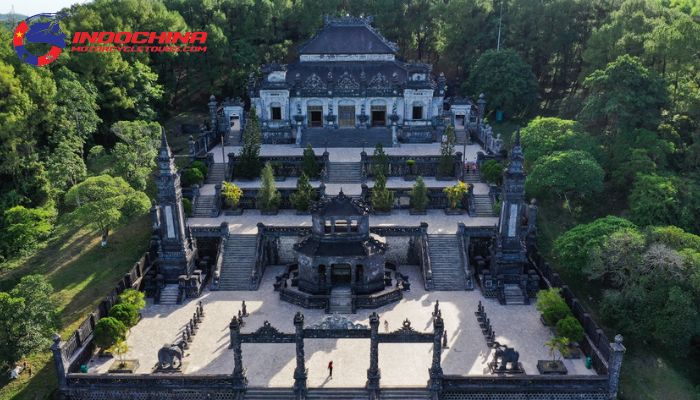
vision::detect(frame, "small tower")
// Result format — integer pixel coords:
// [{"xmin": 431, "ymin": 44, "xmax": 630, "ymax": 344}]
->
[
  {"xmin": 488, "ymin": 129, "xmax": 530, "ymax": 303},
  {"xmin": 154, "ymin": 129, "xmax": 197, "ymax": 281}
]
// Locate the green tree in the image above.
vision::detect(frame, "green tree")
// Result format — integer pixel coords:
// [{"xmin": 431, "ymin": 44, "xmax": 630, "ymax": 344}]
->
[
  {"xmin": 466, "ymin": 49, "xmax": 539, "ymax": 117},
  {"xmin": 93, "ymin": 317, "xmax": 127, "ymax": 350},
  {"xmin": 587, "ymin": 228, "xmax": 646, "ymax": 287},
  {"xmin": 438, "ymin": 125, "xmax": 456, "ymax": 177},
  {"xmin": 410, "ymin": 176, "xmax": 429, "ymax": 211},
  {"xmin": 181, "ymin": 168, "xmax": 204, "ymax": 187},
  {"xmin": 520, "ymin": 117, "xmax": 599, "ymax": 168},
  {"xmin": 119, "ymin": 289, "xmax": 146, "ymax": 310},
  {"xmin": 372, "ymin": 143, "xmax": 390, "ymax": 177},
  {"xmin": 552, "ymin": 216, "xmax": 637, "ymax": 275},
  {"xmin": 290, "ymin": 173, "xmax": 315, "ymax": 212},
  {"xmin": 535, "ymin": 288, "xmax": 572, "ymax": 326},
  {"xmin": 110, "ymin": 121, "xmax": 161, "ymax": 191},
  {"xmin": 628, "ymin": 174, "xmax": 682, "ymax": 227},
  {"xmin": 525, "ymin": 150, "xmax": 604, "ymax": 207},
  {"xmin": 257, "ymin": 163, "xmax": 280, "ymax": 212},
  {"xmin": 108, "ymin": 303, "xmax": 140, "ymax": 328},
  {"xmin": 302, "ymin": 144, "xmax": 319, "ymax": 179},
  {"xmin": 221, "ymin": 181, "xmax": 243, "ymax": 210},
  {"xmin": 371, "ymin": 173, "xmax": 394, "ymax": 212},
  {"xmin": 481, "ymin": 160, "xmax": 503, "ymax": 185},
  {"xmin": 0, "ymin": 275, "xmax": 58, "ymax": 365},
  {"xmin": 0, "ymin": 205, "xmax": 56, "ymax": 258},
  {"xmin": 237, "ymin": 107, "xmax": 262, "ymax": 179},
  {"xmin": 45, "ymin": 142, "xmax": 87, "ymax": 194},
  {"xmin": 64, "ymin": 175, "xmax": 150, "ymax": 245},
  {"xmin": 556, "ymin": 316, "xmax": 585, "ymax": 343}
]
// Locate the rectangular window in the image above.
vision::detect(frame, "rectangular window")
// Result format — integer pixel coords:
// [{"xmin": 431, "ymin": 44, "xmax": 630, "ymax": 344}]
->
[
  {"xmin": 324, "ymin": 219, "xmax": 332, "ymax": 234},
  {"xmin": 350, "ymin": 220, "xmax": 359, "ymax": 233},
  {"xmin": 271, "ymin": 106, "xmax": 282, "ymax": 120},
  {"xmin": 412, "ymin": 105, "xmax": 423, "ymax": 120},
  {"xmin": 335, "ymin": 219, "xmax": 349, "ymax": 233}
]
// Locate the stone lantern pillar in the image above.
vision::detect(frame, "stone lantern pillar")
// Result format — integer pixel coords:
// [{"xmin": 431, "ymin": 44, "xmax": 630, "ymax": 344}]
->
[
  {"xmin": 428, "ymin": 312, "xmax": 444, "ymax": 400},
  {"xmin": 229, "ymin": 317, "xmax": 247, "ymax": 387},
  {"xmin": 608, "ymin": 334, "xmax": 626, "ymax": 400},
  {"xmin": 293, "ymin": 312, "xmax": 307, "ymax": 400},
  {"xmin": 366, "ymin": 312, "xmax": 381, "ymax": 399}
]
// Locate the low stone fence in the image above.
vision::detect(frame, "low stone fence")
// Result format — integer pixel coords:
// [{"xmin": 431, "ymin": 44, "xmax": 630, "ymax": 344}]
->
[
  {"xmin": 63, "ymin": 374, "xmax": 235, "ymax": 400},
  {"xmin": 441, "ymin": 375, "xmax": 609, "ymax": 398},
  {"xmin": 228, "ymin": 153, "xmax": 327, "ymax": 180},
  {"xmin": 362, "ymin": 152, "xmax": 463, "ymax": 180}
]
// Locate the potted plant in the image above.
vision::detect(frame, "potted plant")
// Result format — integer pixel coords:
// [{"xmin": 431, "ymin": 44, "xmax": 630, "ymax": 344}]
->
[
  {"xmin": 410, "ymin": 176, "xmax": 428, "ymax": 215},
  {"xmin": 222, "ymin": 181, "xmax": 244, "ymax": 215},
  {"xmin": 372, "ymin": 143, "xmax": 390, "ymax": 177},
  {"xmin": 443, "ymin": 181, "xmax": 468, "ymax": 214},
  {"xmin": 107, "ymin": 339, "xmax": 139, "ymax": 373},
  {"xmin": 290, "ymin": 173, "xmax": 316, "ymax": 214},
  {"xmin": 556, "ymin": 315, "xmax": 585, "ymax": 358},
  {"xmin": 538, "ymin": 337, "xmax": 569, "ymax": 375},
  {"xmin": 257, "ymin": 163, "xmax": 280, "ymax": 215},
  {"xmin": 371, "ymin": 173, "xmax": 394, "ymax": 215},
  {"xmin": 94, "ymin": 317, "xmax": 127, "ymax": 356},
  {"xmin": 404, "ymin": 159, "xmax": 417, "ymax": 181},
  {"xmin": 302, "ymin": 144, "xmax": 320, "ymax": 180},
  {"xmin": 535, "ymin": 288, "xmax": 571, "ymax": 326}
]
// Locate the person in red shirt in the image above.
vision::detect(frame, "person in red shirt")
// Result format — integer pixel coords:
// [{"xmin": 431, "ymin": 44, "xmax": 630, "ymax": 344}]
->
[{"xmin": 328, "ymin": 360, "xmax": 333, "ymax": 379}]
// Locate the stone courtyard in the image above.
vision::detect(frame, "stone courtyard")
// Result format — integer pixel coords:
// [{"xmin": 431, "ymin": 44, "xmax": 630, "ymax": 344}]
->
[{"xmin": 90, "ymin": 265, "xmax": 594, "ymax": 387}]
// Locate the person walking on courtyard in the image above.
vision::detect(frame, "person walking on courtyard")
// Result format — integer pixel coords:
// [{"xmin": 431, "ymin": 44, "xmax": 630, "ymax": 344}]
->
[
  {"xmin": 328, "ymin": 360, "xmax": 333, "ymax": 379},
  {"xmin": 384, "ymin": 320, "xmax": 389, "ymax": 332}
]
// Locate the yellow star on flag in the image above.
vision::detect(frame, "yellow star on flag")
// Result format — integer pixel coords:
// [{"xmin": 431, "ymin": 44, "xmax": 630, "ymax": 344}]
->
[{"xmin": 15, "ymin": 31, "xmax": 23, "ymax": 38}]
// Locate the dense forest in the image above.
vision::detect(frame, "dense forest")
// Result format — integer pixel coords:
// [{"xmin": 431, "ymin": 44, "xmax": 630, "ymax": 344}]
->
[{"xmin": 0, "ymin": 0, "xmax": 699, "ymax": 398}]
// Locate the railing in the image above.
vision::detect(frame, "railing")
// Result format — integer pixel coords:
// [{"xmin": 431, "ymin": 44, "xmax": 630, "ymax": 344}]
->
[
  {"xmin": 441, "ymin": 375, "xmax": 609, "ymax": 393},
  {"xmin": 251, "ymin": 227, "xmax": 265, "ymax": 289},
  {"xmin": 418, "ymin": 223, "xmax": 433, "ymax": 290},
  {"xmin": 362, "ymin": 153, "xmax": 463, "ymax": 179},
  {"xmin": 211, "ymin": 235, "xmax": 226, "ymax": 290},
  {"xmin": 456, "ymin": 223, "xmax": 473, "ymax": 290}
]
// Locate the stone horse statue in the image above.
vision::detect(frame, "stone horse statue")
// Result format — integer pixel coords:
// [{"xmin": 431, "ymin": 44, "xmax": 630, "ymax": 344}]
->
[
  {"xmin": 157, "ymin": 343, "xmax": 184, "ymax": 370},
  {"xmin": 492, "ymin": 342, "xmax": 520, "ymax": 372}
]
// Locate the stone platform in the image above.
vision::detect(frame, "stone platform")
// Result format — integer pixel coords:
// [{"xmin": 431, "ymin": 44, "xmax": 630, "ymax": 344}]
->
[{"xmin": 88, "ymin": 266, "xmax": 595, "ymax": 388}]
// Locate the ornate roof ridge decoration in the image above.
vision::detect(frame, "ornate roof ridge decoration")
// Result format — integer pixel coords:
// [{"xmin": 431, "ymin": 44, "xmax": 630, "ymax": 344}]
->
[
  {"xmin": 337, "ymin": 71, "xmax": 360, "ymax": 90},
  {"xmin": 299, "ymin": 15, "xmax": 398, "ymax": 55},
  {"xmin": 391, "ymin": 318, "xmax": 417, "ymax": 334},
  {"xmin": 309, "ymin": 190, "xmax": 371, "ymax": 216},
  {"xmin": 367, "ymin": 72, "xmax": 390, "ymax": 89},
  {"xmin": 252, "ymin": 320, "xmax": 284, "ymax": 338},
  {"xmin": 307, "ymin": 314, "xmax": 368, "ymax": 330},
  {"xmin": 304, "ymin": 73, "xmax": 327, "ymax": 90},
  {"xmin": 323, "ymin": 15, "xmax": 374, "ymax": 26}
]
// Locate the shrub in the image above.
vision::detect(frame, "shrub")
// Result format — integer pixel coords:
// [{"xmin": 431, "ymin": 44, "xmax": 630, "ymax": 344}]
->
[
  {"xmin": 290, "ymin": 173, "xmax": 315, "ymax": 212},
  {"xmin": 109, "ymin": 303, "xmax": 140, "ymax": 328},
  {"xmin": 119, "ymin": 289, "xmax": 146, "ymax": 310},
  {"xmin": 257, "ymin": 163, "xmax": 280, "ymax": 211},
  {"xmin": 371, "ymin": 173, "xmax": 394, "ymax": 212},
  {"xmin": 536, "ymin": 288, "xmax": 572, "ymax": 326},
  {"xmin": 190, "ymin": 160, "xmax": 208, "ymax": 177},
  {"xmin": 94, "ymin": 317, "xmax": 127, "ymax": 349},
  {"xmin": 481, "ymin": 160, "xmax": 503, "ymax": 185},
  {"xmin": 556, "ymin": 315, "xmax": 585, "ymax": 343},
  {"xmin": 410, "ymin": 176, "xmax": 429, "ymax": 211},
  {"xmin": 406, "ymin": 159, "xmax": 416, "ymax": 175},
  {"xmin": 302, "ymin": 144, "xmax": 319, "ymax": 178},
  {"xmin": 372, "ymin": 143, "xmax": 390, "ymax": 177},
  {"xmin": 443, "ymin": 181, "xmax": 468, "ymax": 209},
  {"xmin": 222, "ymin": 182, "xmax": 243, "ymax": 209},
  {"xmin": 181, "ymin": 168, "xmax": 204, "ymax": 186},
  {"xmin": 182, "ymin": 198, "xmax": 192, "ymax": 216}
]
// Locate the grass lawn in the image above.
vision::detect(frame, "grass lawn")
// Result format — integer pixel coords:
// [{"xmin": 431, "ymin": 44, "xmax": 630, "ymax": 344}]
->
[{"xmin": 0, "ymin": 215, "xmax": 151, "ymax": 400}]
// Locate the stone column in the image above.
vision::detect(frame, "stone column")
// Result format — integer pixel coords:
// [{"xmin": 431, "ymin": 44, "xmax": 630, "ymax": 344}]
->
[
  {"xmin": 391, "ymin": 122, "xmax": 398, "ymax": 146},
  {"xmin": 293, "ymin": 312, "xmax": 307, "ymax": 400},
  {"xmin": 229, "ymin": 317, "xmax": 246, "ymax": 387},
  {"xmin": 366, "ymin": 312, "xmax": 381, "ymax": 399},
  {"xmin": 209, "ymin": 95, "xmax": 218, "ymax": 132},
  {"xmin": 608, "ymin": 334, "xmax": 626, "ymax": 400},
  {"xmin": 296, "ymin": 121, "xmax": 303, "ymax": 147},
  {"xmin": 428, "ymin": 313, "xmax": 444, "ymax": 400},
  {"xmin": 50, "ymin": 334, "xmax": 68, "ymax": 389}
]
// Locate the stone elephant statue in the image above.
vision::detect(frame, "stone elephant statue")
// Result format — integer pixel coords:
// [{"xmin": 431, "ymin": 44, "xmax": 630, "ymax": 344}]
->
[
  {"xmin": 492, "ymin": 342, "xmax": 519, "ymax": 371},
  {"xmin": 157, "ymin": 343, "xmax": 184, "ymax": 370}
]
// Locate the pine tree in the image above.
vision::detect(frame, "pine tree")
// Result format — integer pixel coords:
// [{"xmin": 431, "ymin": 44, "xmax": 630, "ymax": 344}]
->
[
  {"xmin": 410, "ymin": 176, "xmax": 429, "ymax": 211},
  {"xmin": 302, "ymin": 144, "xmax": 319, "ymax": 179},
  {"xmin": 257, "ymin": 162, "xmax": 280, "ymax": 212},
  {"xmin": 372, "ymin": 143, "xmax": 390, "ymax": 177},
  {"xmin": 371, "ymin": 173, "xmax": 394, "ymax": 212},
  {"xmin": 290, "ymin": 173, "xmax": 316, "ymax": 212},
  {"xmin": 438, "ymin": 125, "xmax": 456, "ymax": 177},
  {"xmin": 237, "ymin": 107, "xmax": 262, "ymax": 179}
]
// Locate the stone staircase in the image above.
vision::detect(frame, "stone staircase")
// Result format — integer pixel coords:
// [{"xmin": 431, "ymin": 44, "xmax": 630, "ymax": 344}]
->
[
  {"xmin": 301, "ymin": 127, "xmax": 392, "ymax": 148},
  {"xmin": 159, "ymin": 284, "xmax": 179, "ymax": 305},
  {"xmin": 327, "ymin": 162, "xmax": 362, "ymax": 183},
  {"xmin": 455, "ymin": 129, "xmax": 468, "ymax": 144},
  {"xmin": 472, "ymin": 194, "xmax": 495, "ymax": 217},
  {"xmin": 192, "ymin": 195, "xmax": 216, "ymax": 217},
  {"xmin": 427, "ymin": 234, "xmax": 467, "ymax": 291},
  {"xmin": 463, "ymin": 170, "xmax": 481, "ymax": 184},
  {"xmin": 306, "ymin": 388, "xmax": 375, "ymax": 399},
  {"xmin": 381, "ymin": 388, "xmax": 431, "ymax": 399},
  {"xmin": 503, "ymin": 284, "xmax": 526, "ymax": 305},
  {"xmin": 206, "ymin": 163, "xmax": 227, "ymax": 184},
  {"xmin": 244, "ymin": 388, "xmax": 429, "ymax": 399},
  {"xmin": 328, "ymin": 286, "xmax": 353, "ymax": 314},
  {"xmin": 218, "ymin": 234, "xmax": 258, "ymax": 291},
  {"xmin": 244, "ymin": 388, "xmax": 295, "ymax": 399}
]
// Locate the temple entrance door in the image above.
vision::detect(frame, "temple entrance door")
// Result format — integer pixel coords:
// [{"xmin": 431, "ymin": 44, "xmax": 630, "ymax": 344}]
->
[
  {"xmin": 338, "ymin": 105, "xmax": 355, "ymax": 128},
  {"xmin": 308, "ymin": 106, "xmax": 323, "ymax": 127},
  {"xmin": 331, "ymin": 264, "xmax": 352, "ymax": 285},
  {"xmin": 371, "ymin": 106, "xmax": 386, "ymax": 127}
]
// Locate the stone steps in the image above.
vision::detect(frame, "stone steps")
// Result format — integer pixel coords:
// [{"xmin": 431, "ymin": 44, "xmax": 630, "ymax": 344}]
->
[
  {"xmin": 381, "ymin": 388, "xmax": 430, "ymax": 399},
  {"xmin": 244, "ymin": 388, "xmax": 429, "ymax": 399},
  {"xmin": 503, "ymin": 284, "xmax": 526, "ymax": 305},
  {"xmin": 218, "ymin": 234, "xmax": 258, "ymax": 291},
  {"xmin": 192, "ymin": 195, "xmax": 216, "ymax": 218},
  {"xmin": 328, "ymin": 286, "xmax": 353, "ymax": 314},
  {"xmin": 306, "ymin": 388, "xmax": 373, "ymax": 399},
  {"xmin": 463, "ymin": 172, "xmax": 481, "ymax": 184},
  {"xmin": 206, "ymin": 163, "xmax": 227, "ymax": 184},
  {"xmin": 428, "ymin": 234, "xmax": 467, "ymax": 291},
  {"xmin": 159, "ymin": 284, "xmax": 179, "ymax": 305},
  {"xmin": 327, "ymin": 162, "xmax": 362, "ymax": 184},
  {"xmin": 455, "ymin": 129, "xmax": 468, "ymax": 145},
  {"xmin": 472, "ymin": 194, "xmax": 495, "ymax": 217},
  {"xmin": 244, "ymin": 388, "xmax": 295, "ymax": 399},
  {"xmin": 301, "ymin": 128, "xmax": 393, "ymax": 148}
]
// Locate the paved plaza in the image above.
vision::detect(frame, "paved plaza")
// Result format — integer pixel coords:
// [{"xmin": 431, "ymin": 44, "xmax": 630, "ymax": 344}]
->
[{"xmin": 90, "ymin": 266, "xmax": 594, "ymax": 387}]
